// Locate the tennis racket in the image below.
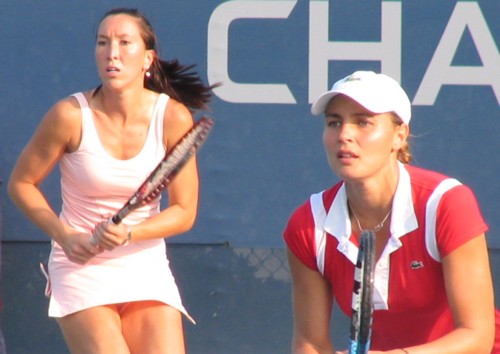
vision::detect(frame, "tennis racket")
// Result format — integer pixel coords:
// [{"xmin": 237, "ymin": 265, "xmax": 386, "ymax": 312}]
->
[
  {"xmin": 112, "ymin": 116, "xmax": 214, "ymax": 224},
  {"xmin": 348, "ymin": 230, "xmax": 376, "ymax": 354}
]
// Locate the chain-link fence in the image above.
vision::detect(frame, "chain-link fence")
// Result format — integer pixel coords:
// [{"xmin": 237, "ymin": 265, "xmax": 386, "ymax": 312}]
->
[{"xmin": 234, "ymin": 247, "xmax": 290, "ymax": 282}]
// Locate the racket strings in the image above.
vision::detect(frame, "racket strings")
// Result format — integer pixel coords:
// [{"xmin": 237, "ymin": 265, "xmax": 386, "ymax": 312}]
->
[{"xmin": 132, "ymin": 119, "xmax": 213, "ymax": 200}]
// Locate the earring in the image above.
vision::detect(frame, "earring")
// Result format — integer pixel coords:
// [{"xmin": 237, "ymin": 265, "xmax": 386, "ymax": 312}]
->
[{"xmin": 145, "ymin": 71, "xmax": 151, "ymax": 78}]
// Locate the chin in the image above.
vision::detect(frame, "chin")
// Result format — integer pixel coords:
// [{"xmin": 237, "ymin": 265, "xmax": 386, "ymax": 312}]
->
[{"xmin": 331, "ymin": 165, "xmax": 364, "ymax": 182}]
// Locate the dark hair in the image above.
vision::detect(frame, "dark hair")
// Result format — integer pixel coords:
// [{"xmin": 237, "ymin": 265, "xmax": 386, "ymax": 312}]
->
[{"xmin": 94, "ymin": 8, "xmax": 220, "ymax": 111}]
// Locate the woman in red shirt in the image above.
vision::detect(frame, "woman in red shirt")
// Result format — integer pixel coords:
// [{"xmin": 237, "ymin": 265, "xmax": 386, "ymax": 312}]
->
[{"xmin": 284, "ymin": 70, "xmax": 499, "ymax": 353}]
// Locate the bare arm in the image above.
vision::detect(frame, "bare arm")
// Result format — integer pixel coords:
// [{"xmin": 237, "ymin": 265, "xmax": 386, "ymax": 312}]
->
[
  {"xmin": 377, "ymin": 234, "xmax": 495, "ymax": 354},
  {"xmin": 8, "ymin": 98, "xmax": 101, "ymax": 264},
  {"xmin": 287, "ymin": 248, "xmax": 335, "ymax": 354}
]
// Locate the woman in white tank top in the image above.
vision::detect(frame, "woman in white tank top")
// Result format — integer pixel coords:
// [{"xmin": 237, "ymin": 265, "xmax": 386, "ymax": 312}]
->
[{"xmin": 8, "ymin": 8, "xmax": 218, "ymax": 354}]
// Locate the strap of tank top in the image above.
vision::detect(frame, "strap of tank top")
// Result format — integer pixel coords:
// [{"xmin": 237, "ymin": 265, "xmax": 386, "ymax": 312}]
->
[
  {"xmin": 71, "ymin": 92, "xmax": 93, "ymax": 123},
  {"xmin": 152, "ymin": 94, "xmax": 168, "ymax": 147}
]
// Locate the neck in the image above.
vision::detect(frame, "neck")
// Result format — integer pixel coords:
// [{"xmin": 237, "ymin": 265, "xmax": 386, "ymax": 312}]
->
[
  {"xmin": 97, "ymin": 87, "xmax": 150, "ymax": 122},
  {"xmin": 348, "ymin": 199, "xmax": 392, "ymax": 232},
  {"xmin": 344, "ymin": 162, "xmax": 399, "ymax": 230}
]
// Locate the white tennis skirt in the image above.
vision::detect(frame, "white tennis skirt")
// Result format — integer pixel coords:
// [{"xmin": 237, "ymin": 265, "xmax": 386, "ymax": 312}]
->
[{"xmin": 45, "ymin": 239, "xmax": 194, "ymax": 323}]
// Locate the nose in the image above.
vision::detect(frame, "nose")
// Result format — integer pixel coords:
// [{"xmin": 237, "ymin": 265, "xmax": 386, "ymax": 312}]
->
[
  {"xmin": 337, "ymin": 123, "xmax": 354, "ymax": 143},
  {"xmin": 107, "ymin": 41, "xmax": 119, "ymax": 60}
]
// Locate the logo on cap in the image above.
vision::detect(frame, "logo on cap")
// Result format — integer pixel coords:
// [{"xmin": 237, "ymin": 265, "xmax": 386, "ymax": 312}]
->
[{"xmin": 345, "ymin": 75, "xmax": 361, "ymax": 82}]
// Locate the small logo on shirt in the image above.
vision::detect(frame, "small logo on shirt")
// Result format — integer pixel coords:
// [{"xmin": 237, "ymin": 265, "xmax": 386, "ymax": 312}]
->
[{"xmin": 410, "ymin": 261, "xmax": 424, "ymax": 270}]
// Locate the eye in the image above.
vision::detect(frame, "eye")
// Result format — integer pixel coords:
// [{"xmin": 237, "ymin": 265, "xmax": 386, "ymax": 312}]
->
[
  {"xmin": 357, "ymin": 117, "xmax": 374, "ymax": 127},
  {"xmin": 325, "ymin": 118, "xmax": 341, "ymax": 128},
  {"xmin": 96, "ymin": 40, "xmax": 106, "ymax": 46}
]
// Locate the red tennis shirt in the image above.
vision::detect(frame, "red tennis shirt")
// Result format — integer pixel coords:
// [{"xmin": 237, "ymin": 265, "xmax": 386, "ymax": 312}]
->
[{"xmin": 284, "ymin": 163, "xmax": 500, "ymax": 352}]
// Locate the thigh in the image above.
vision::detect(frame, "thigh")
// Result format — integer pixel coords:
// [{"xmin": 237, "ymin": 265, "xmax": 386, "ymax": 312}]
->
[
  {"xmin": 57, "ymin": 305, "xmax": 130, "ymax": 354},
  {"xmin": 121, "ymin": 301, "xmax": 185, "ymax": 354}
]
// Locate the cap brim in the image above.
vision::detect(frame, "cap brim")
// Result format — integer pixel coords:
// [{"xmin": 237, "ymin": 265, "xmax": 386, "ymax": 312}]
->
[{"xmin": 311, "ymin": 92, "xmax": 339, "ymax": 115}]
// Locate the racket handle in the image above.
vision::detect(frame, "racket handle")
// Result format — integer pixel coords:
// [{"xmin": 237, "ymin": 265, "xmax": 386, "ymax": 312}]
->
[
  {"xmin": 89, "ymin": 217, "xmax": 120, "ymax": 245},
  {"xmin": 110, "ymin": 215, "xmax": 121, "ymax": 224},
  {"xmin": 107, "ymin": 217, "xmax": 131, "ymax": 245}
]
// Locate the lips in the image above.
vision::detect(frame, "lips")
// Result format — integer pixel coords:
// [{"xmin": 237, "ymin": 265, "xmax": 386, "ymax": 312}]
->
[
  {"xmin": 106, "ymin": 66, "xmax": 120, "ymax": 72},
  {"xmin": 337, "ymin": 149, "xmax": 358, "ymax": 159}
]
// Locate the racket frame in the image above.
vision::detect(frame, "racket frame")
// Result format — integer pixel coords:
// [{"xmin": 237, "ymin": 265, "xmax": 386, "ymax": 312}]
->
[{"xmin": 348, "ymin": 230, "xmax": 376, "ymax": 354}]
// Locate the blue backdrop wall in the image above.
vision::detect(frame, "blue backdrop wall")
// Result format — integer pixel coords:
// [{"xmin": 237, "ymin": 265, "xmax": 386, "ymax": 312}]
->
[
  {"xmin": 0, "ymin": 1, "xmax": 499, "ymax": 353},
  {"xmin": 0, "ymin": 0, "xmax": 499, "ymax": 248}
]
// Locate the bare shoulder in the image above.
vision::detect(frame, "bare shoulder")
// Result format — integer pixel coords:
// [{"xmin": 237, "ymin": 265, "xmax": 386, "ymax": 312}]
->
[
  {"xmin": 164, "ymin": 98, "xmax": 193, "ymax": 127},
  {"xmin": 40, "ymin": 94, "xmax": 83, "ymax": 151},
  {"xmin": 44, "ymin": 95, "xmax": 81, "ymax": 128},
  {"xmin": 163, "ymin": 98, "xmax": 195, "ymax": 147}
]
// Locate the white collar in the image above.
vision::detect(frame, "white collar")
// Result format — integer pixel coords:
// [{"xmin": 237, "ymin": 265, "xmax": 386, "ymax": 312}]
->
[
  {"xmin": 323, "ymin": 162, "xmax": 419, "ymax": 262},
  {"xmin": 322, "ymin": 162, "xmax": 419, "ymax": 310}
]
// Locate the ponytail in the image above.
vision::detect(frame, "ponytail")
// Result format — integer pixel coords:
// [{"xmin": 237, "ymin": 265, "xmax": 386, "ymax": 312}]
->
[
  {"xmin": 397, "ymin": 141, "xmax": 412, "ymax": 164},
  {"xmin": 147, "ymin": 58, "xmax": 219, "ymax": 111}
]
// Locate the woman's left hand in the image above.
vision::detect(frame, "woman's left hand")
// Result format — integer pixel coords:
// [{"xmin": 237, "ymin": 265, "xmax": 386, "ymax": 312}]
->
[{"xmin": 91, "ymin": 220, "xmax": 129, "ymax": 251}]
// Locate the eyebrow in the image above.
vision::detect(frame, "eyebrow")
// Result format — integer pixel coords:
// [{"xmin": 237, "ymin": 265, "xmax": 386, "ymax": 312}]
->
[
  {"xmin": 325, "ymin": 113, "xmax": 341, "ymax": 119},
  {"xmin": 325, "ymin": 112, "xmax": 373, "ymax": 119},
  {"xmin": 96, "ymin": 33, "xmax": 133, "ymax": 40}
]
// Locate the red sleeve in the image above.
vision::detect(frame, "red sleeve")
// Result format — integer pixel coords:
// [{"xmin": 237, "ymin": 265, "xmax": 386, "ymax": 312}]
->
[
  {"xmin": 283, "ymin": 200, "xmax": 319, "ymax": 271},
  {"xmin": 436, "ymin": 184, "xmax": 488, "ymax": 257}
]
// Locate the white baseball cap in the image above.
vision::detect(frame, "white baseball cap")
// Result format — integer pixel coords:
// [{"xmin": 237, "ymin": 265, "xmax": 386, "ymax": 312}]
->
[{"xmin": 310, "ymin": 71, "xmax": 411, "ymax": 124}]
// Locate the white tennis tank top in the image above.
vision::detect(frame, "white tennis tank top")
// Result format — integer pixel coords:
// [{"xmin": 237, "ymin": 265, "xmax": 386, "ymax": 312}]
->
[
  {"xmin": 59, "ymin": 92, "xmax": 168, "ymax": 233},
  {"xmin": 47, "ymin": 92, "xmax": 194, "ymax": 322}
]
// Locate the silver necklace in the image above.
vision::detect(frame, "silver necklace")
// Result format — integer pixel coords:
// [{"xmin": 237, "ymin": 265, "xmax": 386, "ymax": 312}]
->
[{"xmin": 348, "ymin": 200, "xmax": 392, "ymax": 232}]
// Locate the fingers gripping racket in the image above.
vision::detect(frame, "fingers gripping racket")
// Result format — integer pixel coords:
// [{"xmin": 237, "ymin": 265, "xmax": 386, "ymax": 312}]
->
[
  {"xmin": 111, "ymin": 116, "xmax": 214, "ymax": 224},
  {"xmin": 348, "ymin": 230, "xmax": 376, "ymax": 354}
]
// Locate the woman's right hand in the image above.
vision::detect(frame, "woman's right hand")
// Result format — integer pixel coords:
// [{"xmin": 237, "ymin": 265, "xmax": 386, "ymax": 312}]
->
[{"xmin": 57, "ymin": 230, "xmax": 103, "ymax": 265}]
